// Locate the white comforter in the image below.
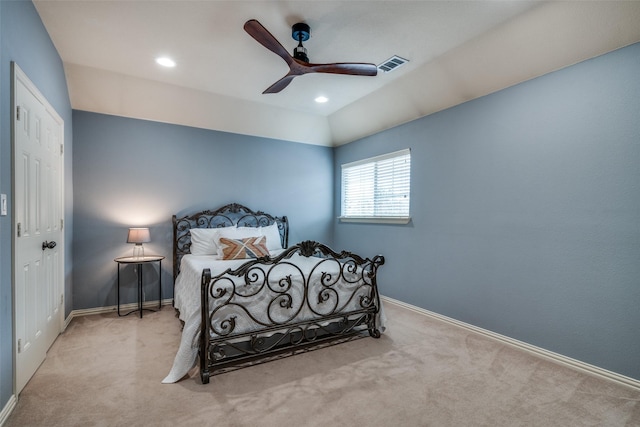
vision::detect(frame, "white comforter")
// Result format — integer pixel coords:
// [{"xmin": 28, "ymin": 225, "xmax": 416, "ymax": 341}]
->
[{"xmin": 162, "ymin": 253, "xmax": 385, "ymax": 383}]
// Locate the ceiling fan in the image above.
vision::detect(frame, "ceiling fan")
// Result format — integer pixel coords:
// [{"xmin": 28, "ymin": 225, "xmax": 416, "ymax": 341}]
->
[{"xmin": 244, "ymin": 19, "xmax": 378, "ymax": 94}]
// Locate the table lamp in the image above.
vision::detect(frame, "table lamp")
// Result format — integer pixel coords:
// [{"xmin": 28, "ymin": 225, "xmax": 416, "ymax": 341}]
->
[{"xmin": 127, "ymin": 227, "xmax": 150, "ymax": 259}]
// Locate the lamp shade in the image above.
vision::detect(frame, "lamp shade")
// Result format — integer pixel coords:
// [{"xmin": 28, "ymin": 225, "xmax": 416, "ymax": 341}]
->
[{"xmin": 127, "ymin": 227, "xmax": 150, "ymax": 244}]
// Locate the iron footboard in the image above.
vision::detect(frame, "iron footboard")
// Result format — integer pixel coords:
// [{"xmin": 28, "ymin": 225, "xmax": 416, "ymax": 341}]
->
[{"xmin": 199, "ymin": 240, "xmax": 384, "ymax": 384}]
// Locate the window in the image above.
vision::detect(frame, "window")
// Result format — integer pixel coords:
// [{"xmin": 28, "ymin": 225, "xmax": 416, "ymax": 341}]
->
[{"xmin": 340, "ymin": 148, "xmax": 411, "ymax": 224}]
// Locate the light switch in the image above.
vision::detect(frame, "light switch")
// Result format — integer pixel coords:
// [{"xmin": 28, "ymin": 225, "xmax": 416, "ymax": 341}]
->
[{"xmin": 1, "ymin": 194, "xmax": 7, "ymax": 216}]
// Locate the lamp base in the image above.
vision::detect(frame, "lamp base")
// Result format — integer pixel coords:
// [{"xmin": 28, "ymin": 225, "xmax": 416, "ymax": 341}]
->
[{"xmin": 132, "ymin": 244, "xmax": 145, "ymax": 259}]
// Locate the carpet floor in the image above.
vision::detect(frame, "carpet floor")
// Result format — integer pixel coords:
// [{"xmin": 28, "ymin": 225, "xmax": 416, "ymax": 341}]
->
[{"xmin": 5, "ymin": 302, "xmax": 640, "ymax": 426}]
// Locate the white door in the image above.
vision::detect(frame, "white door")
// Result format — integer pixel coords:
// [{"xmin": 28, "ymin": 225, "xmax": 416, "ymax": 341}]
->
[{"xmin": 13, "ymin": 63, "xmax": 64, "ymax": 393}]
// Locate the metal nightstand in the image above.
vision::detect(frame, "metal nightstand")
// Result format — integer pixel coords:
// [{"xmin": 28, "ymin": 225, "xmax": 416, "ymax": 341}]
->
[{"xmin": 114, "ymin": 255, "xmax": 164, "ymax": 318}]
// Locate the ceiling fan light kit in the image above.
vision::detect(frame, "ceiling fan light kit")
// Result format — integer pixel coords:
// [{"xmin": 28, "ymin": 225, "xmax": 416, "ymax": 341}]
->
[{"xmin": 244, "ymin": 19, "xmax": 378, "ymax": 94}]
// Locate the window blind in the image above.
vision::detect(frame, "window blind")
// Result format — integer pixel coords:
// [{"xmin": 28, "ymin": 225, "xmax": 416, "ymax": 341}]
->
[{"xmin": 341, "ymin": 149, "xmax": 410, "ymax": 219}]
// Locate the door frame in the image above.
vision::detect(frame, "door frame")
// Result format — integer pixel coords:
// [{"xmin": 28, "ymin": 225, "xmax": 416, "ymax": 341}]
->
[{"xmin": 11, "ymin": 62, "xmax": 65, "ymax": 394}]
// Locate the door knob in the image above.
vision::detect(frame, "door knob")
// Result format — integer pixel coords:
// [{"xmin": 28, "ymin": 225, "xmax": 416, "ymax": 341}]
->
[{"xmin": 42, "ymin": 241, "xmax": 57, "ymax": 250}]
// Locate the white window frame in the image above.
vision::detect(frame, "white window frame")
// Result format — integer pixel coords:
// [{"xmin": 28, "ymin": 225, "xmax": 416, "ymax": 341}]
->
[{"xmin": 339, "ymin": 148, "xmax": 411, "ymax": 224}]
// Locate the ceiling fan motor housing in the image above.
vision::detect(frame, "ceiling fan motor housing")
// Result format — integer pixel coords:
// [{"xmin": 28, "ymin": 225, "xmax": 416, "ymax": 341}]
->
[{"xmin": 292, "ymin": 22, "xmax": 310, "ymax": 62}]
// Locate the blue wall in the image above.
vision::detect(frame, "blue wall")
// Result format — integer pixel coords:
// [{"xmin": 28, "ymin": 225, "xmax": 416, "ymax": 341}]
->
[
  {"xmin": 1, "ymin": 2, "xmax": 638, "ymax": 416},
  {"xmin": 334, "ymin": 42, "xmax": 640, "ymax": 380},
  {"xmin": 71, "ymin": 111, "xmax": 334, "ymax": 310},
  {"xmin": 0, "ymin": 0, "xmax": 72, "ymax": 414}
]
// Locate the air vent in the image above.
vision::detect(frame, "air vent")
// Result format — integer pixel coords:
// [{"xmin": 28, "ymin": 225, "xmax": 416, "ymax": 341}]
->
[{"xmin": 378, "ymin": 55, "xmax": 408, "ymax": 73}]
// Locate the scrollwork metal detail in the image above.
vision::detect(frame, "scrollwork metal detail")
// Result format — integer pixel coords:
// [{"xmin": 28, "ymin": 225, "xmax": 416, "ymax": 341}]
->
[
  {"xmin": 172, "ymin": 203, "xmax": 289, "ymax": 282},
  {"xmin": 199, "ymin": 240, "xmax": 384, "ymax": 383}
]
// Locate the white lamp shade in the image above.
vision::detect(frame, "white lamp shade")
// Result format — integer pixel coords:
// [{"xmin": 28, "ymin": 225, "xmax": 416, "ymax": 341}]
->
[{"xmin": 127, "ymin": 228, "xmax": 150, "ymax": 244}]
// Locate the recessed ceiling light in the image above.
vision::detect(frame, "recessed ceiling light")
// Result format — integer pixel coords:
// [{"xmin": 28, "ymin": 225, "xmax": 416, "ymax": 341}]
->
[
  {"xmin": 315, "ymin": 96, "xmax": 328, "ymax": 103},
  {"xmin": 155, "ymin": 57, "xmax": 176, "ymax": 68}
]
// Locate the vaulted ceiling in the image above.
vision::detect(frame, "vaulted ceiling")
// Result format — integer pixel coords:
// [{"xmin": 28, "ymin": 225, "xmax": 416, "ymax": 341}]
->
[{"xmin": 34, "ymin": 1, "xmax": 640, "ymax": 146}]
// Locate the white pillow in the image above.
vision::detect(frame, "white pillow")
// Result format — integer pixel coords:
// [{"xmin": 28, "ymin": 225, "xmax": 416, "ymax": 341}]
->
[
  {"xmin": 191, "ymin": 224, "xmax": 283, "ymax": 257},
  {"xmin": 220, "ymin": 226, "xmax": 263, "ymax": 239},
  {"xmin": 190, "ymin": 228, "xmax": 220, "ymax": 255},
  {"xmin": 260, "ymin": 222, "xmax": 283, "ymax": 252}
]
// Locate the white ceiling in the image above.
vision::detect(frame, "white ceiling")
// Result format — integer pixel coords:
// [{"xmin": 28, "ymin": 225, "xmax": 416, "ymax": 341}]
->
[{"xmin": 34, "ymin": 1, "xmax": 640, "ymax": 146}]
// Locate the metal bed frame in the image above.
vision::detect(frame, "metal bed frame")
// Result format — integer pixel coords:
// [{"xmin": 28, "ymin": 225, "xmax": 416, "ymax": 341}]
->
[{"xmin": 172, "ymin": 204, "xmax": 384, "ymax": 383}]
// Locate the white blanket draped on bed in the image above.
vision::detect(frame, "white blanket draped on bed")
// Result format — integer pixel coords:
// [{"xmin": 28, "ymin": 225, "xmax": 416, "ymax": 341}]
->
[{"xmin": 162, "ymin": 253, "xmax": 386, "ymax": 383}]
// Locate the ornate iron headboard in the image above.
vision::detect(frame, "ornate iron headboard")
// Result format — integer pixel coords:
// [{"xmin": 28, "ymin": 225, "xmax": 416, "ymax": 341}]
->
[{"xmin": 172, "ymin": 203, "xmax": 289, "ymax": 281}]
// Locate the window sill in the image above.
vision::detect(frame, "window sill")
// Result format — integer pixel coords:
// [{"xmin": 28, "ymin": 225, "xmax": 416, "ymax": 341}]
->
[{"xmin": 338, "ymin": 216, "xmax": 411, "ymax": 225}]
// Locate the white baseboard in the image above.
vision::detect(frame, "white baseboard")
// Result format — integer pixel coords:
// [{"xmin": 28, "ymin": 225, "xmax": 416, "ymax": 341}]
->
[
  {"xmin": 381, "ymin": 296, "xmax": 640, "ymax": 391},
  {"xmin": 0, "ymin": 394, "xmax": 17, "ymax": 427},
  {"xmin": 64, "ymin": 299, "xmax": 174, "ymax": 329}
]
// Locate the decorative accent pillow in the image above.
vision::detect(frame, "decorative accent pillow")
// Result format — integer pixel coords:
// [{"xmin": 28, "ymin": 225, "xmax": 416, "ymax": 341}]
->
[
  {"xmin": 218, "ymin": 236, "xmax": 269, "ymax": 260},
  {"xmin": 211, "ymin": 226, "xmax": 262, "ymax": 258}
]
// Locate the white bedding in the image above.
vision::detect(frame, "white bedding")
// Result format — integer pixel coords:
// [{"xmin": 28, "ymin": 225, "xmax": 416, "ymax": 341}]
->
[{"xmin": 162, "ymin": 253, "xmax": 386, "ymax": 383}]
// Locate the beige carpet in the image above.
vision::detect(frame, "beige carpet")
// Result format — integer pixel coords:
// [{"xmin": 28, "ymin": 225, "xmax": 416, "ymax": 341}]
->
[{"xmin": 5, "ymin": 302, "xmax": 640, "ymax": 426}]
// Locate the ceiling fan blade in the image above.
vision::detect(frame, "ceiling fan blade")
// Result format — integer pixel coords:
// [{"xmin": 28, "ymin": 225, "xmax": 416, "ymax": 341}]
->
[
  {"xmin": 307, "ymin": 62, "xmax": 378, "ymax": 76},
  {"xmin": 263, "ymin": 61, "xmax": 377, "ymax": 93},
  {"xmin": 244, "ymin": 19, "xmax": 294, "ymax": 66},
  {"xmin": 244, "ymin": 19, "xmax": 377, "ymax": 94},
  {"xmin": 263, "ymin": 75, "xmax": 297, "ymax": 94}
]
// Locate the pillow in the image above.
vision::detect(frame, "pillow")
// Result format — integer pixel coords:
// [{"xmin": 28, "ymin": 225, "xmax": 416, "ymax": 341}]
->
[
  {"xmin": 190, "ymin": 224, "xmax": 281, "ymax": 256},
  {"xmin": 260, "ymin": 222, "xmax": 283, "ymax": 252},
  {"xmin": 213, "ymin": 226, "xmax": 262, "ymax": 258},
  {"xmin": 218, "ymin": 236, "xmax": 269, "ymax": 260},
  {"xmin": 189, "ymin": 228, "xmax": 221, "ymax": 255}
]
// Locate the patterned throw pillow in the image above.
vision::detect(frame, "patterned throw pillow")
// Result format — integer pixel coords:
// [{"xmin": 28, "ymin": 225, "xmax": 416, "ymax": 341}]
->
[{"xmin": 218, "ymin": 236, "xmax": 269, "ymax": 260}]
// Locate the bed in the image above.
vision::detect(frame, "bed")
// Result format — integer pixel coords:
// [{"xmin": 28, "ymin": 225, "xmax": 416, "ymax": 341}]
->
[{"xmin": 163, "ymin": 203, "xmax": 385, "ymax": 384}]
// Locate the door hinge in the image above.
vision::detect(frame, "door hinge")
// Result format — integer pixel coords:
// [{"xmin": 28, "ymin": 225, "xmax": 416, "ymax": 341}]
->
[
  {"xmin": 60, "ymin": 144, "xmax": 64, "ymax": 155},
  {"xmin": 17, "ymin": 222, "xmax": 21, "ymax": 237},
  {"xmin": 18, "ymin": 339, "xmax": 22, "ymax": 353},
  {"xmin": 61, "ymin": 219, "xmax": 64, "ymax": 230},
  {"xmin": 16, "ymin": 106, "xmax": 21, "ymax": 121},
  {"xmin": 60, "ymin": 294, "xmax": 64, "ymax": 305}
]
